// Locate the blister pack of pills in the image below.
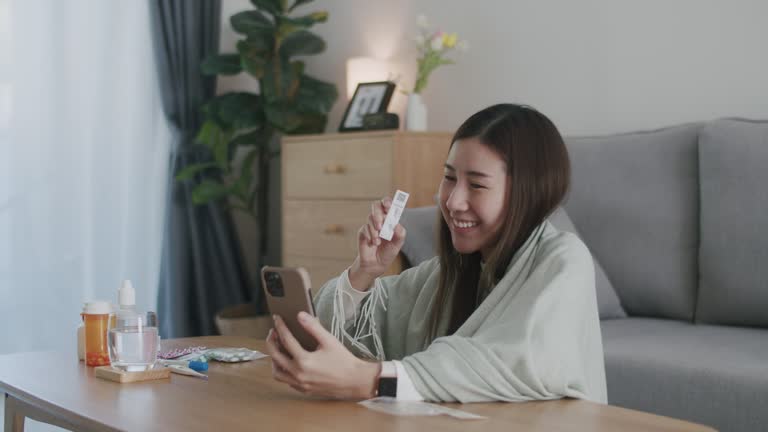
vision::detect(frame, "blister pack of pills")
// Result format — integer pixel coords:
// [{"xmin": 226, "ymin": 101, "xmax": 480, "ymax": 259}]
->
[
  {"xmin": 176, "ymin": 347, "xmax": 267, "ymax": 363},
  {"xmin": 158, "ymin": 346, "xmax": 208, "ymax": 360}
]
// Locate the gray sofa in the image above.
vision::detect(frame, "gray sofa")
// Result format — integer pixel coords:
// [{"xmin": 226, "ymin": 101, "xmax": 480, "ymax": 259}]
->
[{"xmin": 399, "ymin": 118, "xmax": 768, "ymax": 432}]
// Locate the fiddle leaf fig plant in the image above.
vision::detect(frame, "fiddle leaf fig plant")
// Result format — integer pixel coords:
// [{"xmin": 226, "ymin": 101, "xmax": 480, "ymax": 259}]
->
[{"xmin": 176, "ymin": 0, "xmax": 337, "ymax": 258}]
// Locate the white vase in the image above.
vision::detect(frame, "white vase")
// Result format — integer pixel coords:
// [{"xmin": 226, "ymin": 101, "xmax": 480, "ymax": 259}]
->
[{"xmin": 406, "ymin": 93, "xmax": 427, "ymax": 131}]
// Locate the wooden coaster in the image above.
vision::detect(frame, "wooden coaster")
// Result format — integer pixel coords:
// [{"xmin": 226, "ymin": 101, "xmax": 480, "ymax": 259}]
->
[{"xmin": 95, "ymin": 366, "xmax": 171, "ymax": 383}]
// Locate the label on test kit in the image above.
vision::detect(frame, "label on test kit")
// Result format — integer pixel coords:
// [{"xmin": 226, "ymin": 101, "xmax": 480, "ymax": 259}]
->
[{"xmin": 379, "ymin": 190, "xmax": 409, "ymax": 241}]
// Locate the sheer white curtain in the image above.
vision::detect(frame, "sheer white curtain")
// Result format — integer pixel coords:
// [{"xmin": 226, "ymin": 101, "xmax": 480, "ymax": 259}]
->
[{"xmin": 0, "ymin": 0, "xmax": 170, "ymax": 362}]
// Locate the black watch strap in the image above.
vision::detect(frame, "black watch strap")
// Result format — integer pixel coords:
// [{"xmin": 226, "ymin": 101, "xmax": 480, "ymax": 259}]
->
[{"xmin": 377, "ymin": 376, "xmax": 398, "ymax": 397}]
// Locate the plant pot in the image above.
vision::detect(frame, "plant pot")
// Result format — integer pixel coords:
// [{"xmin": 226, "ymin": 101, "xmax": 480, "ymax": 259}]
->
[{"xmin": 406, "ymin": 93, "xmax": 428, "ymax": 131}]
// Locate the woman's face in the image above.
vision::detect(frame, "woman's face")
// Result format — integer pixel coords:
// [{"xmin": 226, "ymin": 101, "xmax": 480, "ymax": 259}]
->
[{"xmin": 438, "ymin": 138, "xmax": 508, "ymax": 260}]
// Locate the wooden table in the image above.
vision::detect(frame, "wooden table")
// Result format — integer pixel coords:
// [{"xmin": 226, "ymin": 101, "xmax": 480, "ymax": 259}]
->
[{"xmin": 1, "ymin": 336, "xmax": 716, "ymax": 432}]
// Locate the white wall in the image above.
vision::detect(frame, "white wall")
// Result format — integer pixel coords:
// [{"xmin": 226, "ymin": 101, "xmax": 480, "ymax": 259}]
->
[
  {"xmin": 221, "ymin": 0, "xmax": 768, "ymax": 136},
  {"xmin": 219, "ymin": 0, "xmax": 768, "ymax": 269}
]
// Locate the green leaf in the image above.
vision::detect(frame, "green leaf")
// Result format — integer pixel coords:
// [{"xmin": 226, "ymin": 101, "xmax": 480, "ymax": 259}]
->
[
  {"xmin": 239, "ymin": 148, "xmax": 260, "ymax": 193},
  {"xmin": 279, "ymin": 30, "xmax": 325, "ymax": 57},
  {"xmin": 175, "ymin": 162, "xmax": 218, "ymax": 181},
  {"xmin": 195, "ymin": 120, "xmax": 220, "ymax": 147},
  {"xmin": 265, "ymin": 103, "xmax": 303, "ymax": 132},
  {"xmin": 288, "ymin": 0, "xmax": 313, "ymax": 12},
  {"xmin": 286, "ymin": 61, "xmax": 303, "ymax": 98},
  {"xmin": 191, "ymin": 179, "xmax": 231, "ymax": 204},
  {"xmin": 201, "ymin": 53, "xmax": 243, "ymax": 76},
  {"xmin": 292, "ymin": 60, "xmax": 306, "ymax": 77},
  {"xmin": 241, "ymin": 56, "xmax": 266, "ymax": 79},
  {"xmin": 212, "ymin": 132, "xmax": 230, "ymax": 170},
  {"xmin": 202, "ymin": 93, "xmax": 264, "ymax": 130},
  {"xmin": 277, "ymin": 11, "xmax": 327, "ymax": 35},
  {"xmin": 306, "ymin": 11, "xmax": 328, "ymax": 22},
  {"xmin": 245, "ymin": 33, "xmax": 274, "ymax": 54},
  {"xmin": 250, "ymin": 0, "xmax": 283, "ymax": 15},
  {"xmin": 230, "ymin": 177, "xmax": 249, "ymax": 202},
  {"xmin": 261, "ymin": 57, "xmax": 301, "ymax": 102},
  {"xmin": 231, "ymin": 11, "xmax": 274, "ymax": 36},
  {"xmin": 237, "ymin": 40, "xmax": 267, "ymax": 78},
  {"xmin": 295, "ymin": 74, "xmax": 337, "ymax": 114},
  {"xmin": 230, "ymin": 128, "xmax": 273, "ymax": 147}
]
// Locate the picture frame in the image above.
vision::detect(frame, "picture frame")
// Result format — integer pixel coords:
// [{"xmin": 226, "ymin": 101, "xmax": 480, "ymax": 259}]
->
[{"xmin": 338, "ymin": 81, "xmax": 396, "ymax": 132}]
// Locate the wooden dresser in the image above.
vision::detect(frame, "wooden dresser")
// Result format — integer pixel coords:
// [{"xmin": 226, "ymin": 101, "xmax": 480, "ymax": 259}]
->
[{"xmin": 281, "ymin": 131, "xmax": 452, "ymax": 291}]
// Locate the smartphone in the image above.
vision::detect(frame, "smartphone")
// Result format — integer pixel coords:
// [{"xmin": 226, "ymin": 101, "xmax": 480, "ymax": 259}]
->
[{"xmin": 260, "ymin": 266, "xmax": 318, "ymax": 351}]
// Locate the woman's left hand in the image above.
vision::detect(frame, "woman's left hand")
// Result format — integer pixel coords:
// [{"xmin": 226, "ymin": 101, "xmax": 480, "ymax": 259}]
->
[{"xmin": 266, "ymin": 311, "xmax": 381, "ymax": 400}]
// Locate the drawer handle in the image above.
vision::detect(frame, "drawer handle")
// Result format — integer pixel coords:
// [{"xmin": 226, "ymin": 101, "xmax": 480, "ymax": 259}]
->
[
  {"xmin": 323, "ymin": 163, "xmax": 347, "ymax": 174},
  {"xmin": 324, "ymin": 224, "xmax": 345, "ymax": 234}
]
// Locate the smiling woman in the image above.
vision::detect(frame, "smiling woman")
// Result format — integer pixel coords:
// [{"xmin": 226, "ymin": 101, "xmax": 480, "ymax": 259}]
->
[
  {"xmin": 265, "ymin": 104, "xmax": 607, "ymax": 404},
  {"xmin": 439, "ymin": 141, "xmax": 508, "ymax": 258},
  {"xmin": 432, "ymin": 104, "xmax": 573, "ymax": 337}
]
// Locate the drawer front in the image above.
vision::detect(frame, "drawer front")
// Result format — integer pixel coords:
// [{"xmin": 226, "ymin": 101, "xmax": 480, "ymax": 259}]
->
[
  {"xmin": 283, "ymin": 200, "xmax": 370, "ymax": 260},
  {"xmin": 282, "ymin": 255, "xmax": 351, "ymax": 293},
  {"xmin": 283, "ymin": 138, "xmax": 393, "ymax": 199}
]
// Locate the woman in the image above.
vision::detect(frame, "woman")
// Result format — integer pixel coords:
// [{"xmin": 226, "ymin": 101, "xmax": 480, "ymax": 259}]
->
[{"xmin": 266, "ymin": 104, "xmax": 607, "ymax": 404}]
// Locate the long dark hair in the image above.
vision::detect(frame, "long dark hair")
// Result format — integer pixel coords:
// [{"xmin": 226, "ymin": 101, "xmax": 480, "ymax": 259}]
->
[{"xmin": 428, "ymin": 104, "xmax": 571, "ymax": 338}]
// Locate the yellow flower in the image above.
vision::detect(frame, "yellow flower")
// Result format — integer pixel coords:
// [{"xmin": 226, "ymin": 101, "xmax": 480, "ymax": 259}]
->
[{"xmin": 442, "ymin": 33, "xmax": 458, "ymax": 48}]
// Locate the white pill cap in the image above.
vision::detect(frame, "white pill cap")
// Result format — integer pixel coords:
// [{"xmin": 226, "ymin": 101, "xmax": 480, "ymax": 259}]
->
[{"xmin": 82, "ymin": 301, "xmax": 112, "ymax": 315}]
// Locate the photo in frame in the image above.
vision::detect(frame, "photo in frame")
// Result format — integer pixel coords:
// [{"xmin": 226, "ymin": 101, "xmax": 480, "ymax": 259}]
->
[{"xmin": 338, "ymin": 81, "xmax": 396, "ymax": 132}]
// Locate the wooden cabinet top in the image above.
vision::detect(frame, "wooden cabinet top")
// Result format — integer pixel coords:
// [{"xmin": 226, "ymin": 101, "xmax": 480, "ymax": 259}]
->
[{"xmin": 282, "ymin": 130, "xmax": 453, "ymax": 144}]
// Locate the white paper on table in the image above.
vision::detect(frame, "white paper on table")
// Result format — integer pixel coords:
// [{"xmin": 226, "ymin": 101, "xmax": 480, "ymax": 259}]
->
[{"xmin": 359, "ymin": 397, "xmax": 487, "ymax": 420}]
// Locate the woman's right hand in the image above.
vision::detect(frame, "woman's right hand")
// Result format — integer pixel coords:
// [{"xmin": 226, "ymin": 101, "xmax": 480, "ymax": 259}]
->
[{"xmin": 348, "ymin": 197, "xmax": 406, "ymax": 291}]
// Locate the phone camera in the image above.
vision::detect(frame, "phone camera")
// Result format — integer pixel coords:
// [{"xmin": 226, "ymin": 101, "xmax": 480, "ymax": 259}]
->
[{"xmin": 265, "ymin": 271, "xmax": 284, "ymax": 297}]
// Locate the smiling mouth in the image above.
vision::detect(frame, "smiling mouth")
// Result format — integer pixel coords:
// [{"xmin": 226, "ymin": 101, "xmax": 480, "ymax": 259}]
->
[{"xmin": 452, "ymin": 218, "xmax": 479, "ymax": 229}]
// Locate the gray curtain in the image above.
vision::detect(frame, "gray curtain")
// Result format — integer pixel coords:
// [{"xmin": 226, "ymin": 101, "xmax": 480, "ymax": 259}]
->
[{"xmin": 150, "ymin": 0, "xmax": 252, "ymax": 337}]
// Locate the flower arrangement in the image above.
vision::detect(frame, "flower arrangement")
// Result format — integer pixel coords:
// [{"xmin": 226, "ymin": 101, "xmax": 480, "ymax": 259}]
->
[{"xmin": 412, "ymin": 15, "xmax": 468, "ymax": 94}]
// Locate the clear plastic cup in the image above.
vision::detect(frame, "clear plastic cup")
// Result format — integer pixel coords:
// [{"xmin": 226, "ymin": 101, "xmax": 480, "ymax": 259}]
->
[
  {"xmin": 108, "ymin": 311, "xmax": 159, "ymax": 372},
  {"xmin": 145, "ymin": 311, "xmax": 162, "ymax": 355}
]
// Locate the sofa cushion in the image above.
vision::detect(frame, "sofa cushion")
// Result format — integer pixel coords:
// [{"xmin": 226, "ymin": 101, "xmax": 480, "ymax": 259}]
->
[
  {"xmin": 564, "ymin": 124, "xmax": 701, "ymax": 321},
  {"xmin": 602, "ymin": 318, "xmax": 768, "ymax": 432},
  {"xmin": 549, "ymin": 207, "xmax": 627, "ymax": 319},
  {"xmin": 696, "ymin": 119, "xmax": 768, "ymax": 327},
  {"xmin": 399, "ymin": 206, "xmax": 627, "ymax": 320}
]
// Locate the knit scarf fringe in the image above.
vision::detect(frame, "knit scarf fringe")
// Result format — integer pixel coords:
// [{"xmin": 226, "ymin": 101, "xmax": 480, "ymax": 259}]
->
[{"xmin": 331, "ymin": 277, "xmax": 388, "ymax": 361}]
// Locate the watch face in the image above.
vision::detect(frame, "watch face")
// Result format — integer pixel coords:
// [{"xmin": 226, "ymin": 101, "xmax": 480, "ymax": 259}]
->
[{"xmin": 378, "ymin": 377, "xmax": 398, "ymax": 397}]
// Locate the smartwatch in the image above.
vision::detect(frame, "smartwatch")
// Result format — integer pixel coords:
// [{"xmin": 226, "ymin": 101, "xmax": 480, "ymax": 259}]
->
[{"xmin": 377, "ymin": 362, "xmax": 398, "ymax": 397}]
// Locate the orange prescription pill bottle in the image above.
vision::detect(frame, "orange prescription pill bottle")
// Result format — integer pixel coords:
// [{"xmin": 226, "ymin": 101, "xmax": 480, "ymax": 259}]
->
[{"xmin": 82, "ymin": 301, "xmax": 113, "ymax": 367}]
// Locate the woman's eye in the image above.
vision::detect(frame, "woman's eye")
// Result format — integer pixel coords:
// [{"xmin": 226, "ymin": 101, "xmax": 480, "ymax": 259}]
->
[
  {"xmin": 470, "ymin": 183, "xmax": 486, "ymax": 190},
  {"xmin": 443, "ymin": 175, "xmax": 456, "ymax": 182}
]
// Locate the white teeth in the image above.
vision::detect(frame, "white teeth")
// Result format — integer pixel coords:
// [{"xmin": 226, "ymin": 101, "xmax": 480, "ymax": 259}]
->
[{"xmin": 453, "ymin": 219, "xmax": 478, "ymax": 229}]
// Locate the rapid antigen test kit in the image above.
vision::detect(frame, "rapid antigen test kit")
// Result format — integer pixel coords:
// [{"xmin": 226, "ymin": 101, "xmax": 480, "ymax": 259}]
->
[{"xmin": 379, "ymin": 190, "xmax": 409, "ymax": 241}]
